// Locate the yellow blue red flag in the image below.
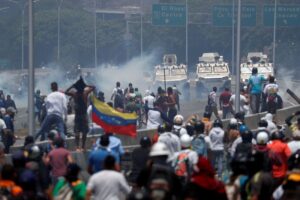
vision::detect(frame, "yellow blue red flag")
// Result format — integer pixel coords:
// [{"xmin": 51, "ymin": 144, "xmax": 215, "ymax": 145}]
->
[{"xmin": 91, "ymin": 95, "xmax": 137, "ymax": 137}]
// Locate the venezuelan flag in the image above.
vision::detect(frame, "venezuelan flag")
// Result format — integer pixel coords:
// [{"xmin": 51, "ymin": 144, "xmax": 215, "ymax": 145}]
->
[{"xmin": 91, "ymin": 95, "xmax": 137, "ymax": 137}]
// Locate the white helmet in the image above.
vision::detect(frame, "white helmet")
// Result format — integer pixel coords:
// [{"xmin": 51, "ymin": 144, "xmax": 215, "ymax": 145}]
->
[
  {"xmin": 229, "ymin": 118, "xmax": 238, "ymax": 125},
  {"xmin": 149, "ymin": 142, "xmax": 170, "ymax": 157},
  {"xmin": 256, "ymin": 131, "xmax": 269, "ymax": 145},
  {"xmin": 173, "ymin": 115, "xmax": 184, "ymax": 125},
  {"xmin": 180, "ymin": 134, "xmax": 192, "ymax": 148}
]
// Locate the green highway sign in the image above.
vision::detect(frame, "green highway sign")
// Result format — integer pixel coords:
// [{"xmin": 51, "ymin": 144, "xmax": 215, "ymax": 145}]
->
[
  {"xmin": 213, "ymin": 5, "xmax": 257, "ymax": 27},
  {"xmin": 264, "ymin": 5, "xmax": 300, "ymax": 26},
  {"xmin": 152, "ymin": 4, "xmax": 186, "ymax": 27}
]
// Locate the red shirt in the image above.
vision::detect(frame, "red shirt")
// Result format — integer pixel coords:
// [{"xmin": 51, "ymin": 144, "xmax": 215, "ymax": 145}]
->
[
  {"xmin": 267, "ymin": 140, "xmax": 291, "ymax": 178},
  {"xmin": 48, "ymin": 147, "xmax": 71, "ymax": 177},
  {"xmin": 219, "ymin": 91, "xmax": 232, "ymax": 107}
]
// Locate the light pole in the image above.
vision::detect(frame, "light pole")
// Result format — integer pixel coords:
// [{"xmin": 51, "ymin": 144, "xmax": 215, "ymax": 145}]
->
[
  {"xmin": 235, "ymin": 0, "xmax": 241, "ymax": 113},
  {"xmin": 231, "ymin": 0, "xmax": 235, "ymax": 74},
  {"xmin": 21, "ymin": 3, "xmax": 26, "ymax": 71},
  {"xmin": 272, "ymin": 0, "xmax": 277, "ymax": 72},
  {"xmin": 185, "ymin": 0, "xmax": 188, "ymax": 66},
  {"xmin": 94, "ymin": 0, "xmax": 97, "ymax": 68},
  {"xmin": 57, "ymin": 0, "xmax": 64, "ymax": 64},
  {"xmin": 140, "ymin": 0, "xmax": 143, "ymax": 58},
  {"xmin": 28, "ymin": 0, "xmax": 34, "ymax": 135}
]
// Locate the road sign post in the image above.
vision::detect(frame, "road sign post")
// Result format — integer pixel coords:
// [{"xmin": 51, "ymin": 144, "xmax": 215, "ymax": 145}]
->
[{"xmin": 152, "ymin": 4, "xmax": 186, "ymax": 27}]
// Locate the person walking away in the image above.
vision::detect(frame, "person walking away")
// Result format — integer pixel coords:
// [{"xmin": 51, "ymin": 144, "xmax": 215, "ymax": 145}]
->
[
  {"xmin": 52, "ymin": 163, "xmax": 86, "ymax": 200},
  {"xmin": 208, "ymin": 119, "xmax": 225, "ymax": 179},
  {"xmin": 263, "ymin": 76, "xmax": 279, "ymax": 114},
  {"xmin": 129, "ymin": 136, "xmax": 151, "ymax": 184},
  {"xmin": 273, "ymin": 150, "xmax": 300, "ymax": 200},
  {"xmin": 172, "ymin": 134, "xmax": 198, "ymax": 183},
  {"xmin": 43, "ymin": 137, "xmax": 73, "ymax": 185},
  {"xmin": 267, "ymin": 130, "xmax": 291, "ymax": 189},
  {"xmin": 35, "ymin": 82, "xmax": 68, "ymax": 141},
  {"xmin": 172, "ymin": 114, "xmax": 188, "ymax": 137},
  {"xmin": 247, "ymin": 67, "xmax": 267, "ymax": 114},
  {"xmin": 143, "ymin": 90, "xmax": 155, "ymax": 121},
  {"xmin": 114, "ymin": 89, "xmax": 125, "ymax": 112},
  {"xmin": 173, "ymin": 84, "xmax": 182, "ymax": 111},
  {"xmin": 192, "ymin": 121, "xmax": 209, "ymax": 157},
  {"xmin": 135, "ymin": 142, "xmax": 181, "ymax": 199},
  {"xmin": 202, "ymin": 111, "xmax": 213, "ymax": 135},
  {"xmin": 207, "ymin": 86, "xmax": 220, "ymax": 119},
  {"xmin": 94, "ymin": 132, "xmax": 125, "ymax": 162},
  {"xmin": 229, "ymin": 88, "xmax": 248, "ymax": 115},
  {"xmin": 34, "ymin": 90, "xmax": 44, "ymax": 124},
  {"xmin": 156, "ymin": 89, "xmax": 168, "ymax": 115},
  {"xmin": 111, "ymin": 81, "xmax": 123, "ymax": 101},
  {"xmin": 86, "ymin": 155, "xmax": 131, "ymax": 200},
  {"xmin": 65, "ymin": 77, "xmax": 95, "ymax": 151},
  {"xmin": 2, "ymin": 107, "xmax": 16, "ymax": 153},
  {"xmin": 219, "ymin": 87, "xmax": 233, "ymax": 119},
  {"xmin": 4, "ymin": 95, "xmax": 17, "ymax": 113},
  {"xmin": 146, "ymin": 102, "xmax": 171, "ymax": 129},
  {"xmin": 88, "ymin": 134, "xmax": 120, "ymax": 174},
  {"xmin": 158, "ymin": 123, "xmax": 181, "ymax": 157},
  {"xmin": 166, "ymin": 87, "xmax": 177, "ymax": 122},
  {"xmin": 182, "ymin": 156, "xmax": 228, "ymax": 200}
]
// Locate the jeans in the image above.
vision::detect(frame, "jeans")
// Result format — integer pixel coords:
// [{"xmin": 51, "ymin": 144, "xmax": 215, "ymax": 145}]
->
[
  {"xmin": 211, "ymin": 150, "xmax": 224, "ymax": 178},
  {"xmin": 250, "ymin": 93, "xmax": 261, "ymax": 114},
  {"xmin": 35, "ymin": 114, "xmax": 65, "ymax": 141},
  {"xmin": 222, "ymin": 106, "xmax": 233, "ymax": 119}
]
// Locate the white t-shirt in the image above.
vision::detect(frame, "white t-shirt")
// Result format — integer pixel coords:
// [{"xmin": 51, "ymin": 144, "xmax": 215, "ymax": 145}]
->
[
  {"xmin": 87, "ymin": 170, "xmax": 131, "ymax": 200},
  {"xmin": 45, "ymin": 91, "xmax": 67, "ymax": 118},
  {"xmin": 143, "ymin": 95, "xmax": 155, "ymax": 109},
  {"xmin": 158, "ymin": 132, "xmax": 181, "ymax": 156},
  {"xmin": 146, "ymin": 109, "xmax": 163, "ymax": 129},
  {"xmin": 288, "ymin": 140, "xmax": 300, "ymax": 154},
  {"xmin": 229, "ymin": 94, "xmax": 247, "ymax": 112},
  {"xmin": 264, "ymin": 83, "xmax": 279, "ymax": 95}
]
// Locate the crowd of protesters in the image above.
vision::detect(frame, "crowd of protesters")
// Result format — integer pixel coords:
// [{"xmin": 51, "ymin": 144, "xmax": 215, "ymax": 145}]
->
[{"xmin": 0, "ymin": 70, "xmax": 299, "ymax": 199}]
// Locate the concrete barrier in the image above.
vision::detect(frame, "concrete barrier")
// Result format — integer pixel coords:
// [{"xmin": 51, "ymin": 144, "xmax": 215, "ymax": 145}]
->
[{"xmin": 10, "ymin": 128, "xmax": 157, "ymax": 153}]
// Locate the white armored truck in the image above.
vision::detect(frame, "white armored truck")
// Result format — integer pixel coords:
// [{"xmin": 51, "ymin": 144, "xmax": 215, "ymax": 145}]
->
[
  {"xmin": 240, "ymin": 52, "xmax": 274, "ymax": 84},
  {"xmin": 153, "ymin": 54, "xmax": 188, "ymax": 86},
  {"xmin": 195, "ymin": 52, "xmax": 231, "ymax": 92}
]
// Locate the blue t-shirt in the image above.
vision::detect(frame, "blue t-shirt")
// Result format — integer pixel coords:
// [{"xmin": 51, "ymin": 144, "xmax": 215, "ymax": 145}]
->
[
  {"xmin": 94, "ymin": 136, "xmax": 125, "ymax": 158},
  {"xmin": 88, "ymin": 147, "xmax": 119, "ymax": 174},
  {"xmin": 248, "ymin": 74, "xmax": 266, "ymax": 94}
]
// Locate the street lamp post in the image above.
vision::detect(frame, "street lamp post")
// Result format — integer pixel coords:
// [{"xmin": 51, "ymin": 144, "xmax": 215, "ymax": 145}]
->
[
  {"xmin": 235, "ymin": 0, "xmax": 241, "ymax": 113},
  {"xmin": 57, "ymin": 0, "xmax": 64, "ymax": 64},
  {"xmin": 28, "ymin": 0, "xmax": 34, "ymax": 136},
  {"xmin": 273, "ymin": 0, "xmax": 277, "ymax": 71},
  {"xmin": 140, "ymin": 0, "xmax": 143, "ymax": 58},
  {"xmin": 231, "ymin": 0, "xmax": 235, "ymax": 74},
  {"xmin": 21, "ymin": 3, "xmax": 26, "ymax": 71},
  {"xmin": 94, "ymin": 0, "xmax": 97, "ymax": 68},
  {"xmin": 185, "ymin": 0, "xmax": 188, "ymax": 66}
]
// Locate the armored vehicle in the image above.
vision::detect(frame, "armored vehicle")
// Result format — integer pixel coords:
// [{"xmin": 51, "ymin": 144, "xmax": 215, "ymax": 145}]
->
[
  {"xmin": 154, "ymin": 54, "xmax": 188, "ymax": 86},
  {"xmin": 195, "ymin": 53, "xmax": 231, "ymax": 92},
  {"xmin": 240, "ymin": 52, "xmax": 274, "ymax": 84}
]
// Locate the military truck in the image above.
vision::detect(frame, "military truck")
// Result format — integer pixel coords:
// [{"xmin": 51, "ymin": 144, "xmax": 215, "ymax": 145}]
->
[
  {"xmin": 195, "ymin": 52, "xmax": 231, "ymax": 93},
  {"xmin": 153, "ymin": 54, "xmax": 188, "ymax": 86},
  {"xmin": 240, "ymin": 52, "xmax": 274, "ymax": 84}
]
